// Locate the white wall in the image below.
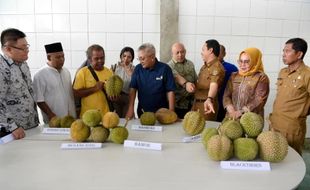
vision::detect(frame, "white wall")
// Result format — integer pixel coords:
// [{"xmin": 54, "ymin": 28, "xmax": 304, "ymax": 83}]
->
[
  {"xmin": 178, "ymin": 0, "xmax": 310, "ymax": 136},
  {"xmin": 1, "ymin": 0, "xmax": 310, "ymax": 136},
  {"xmin": 0, "ymin": 0, "xmax": 160, "ymax": 76}
]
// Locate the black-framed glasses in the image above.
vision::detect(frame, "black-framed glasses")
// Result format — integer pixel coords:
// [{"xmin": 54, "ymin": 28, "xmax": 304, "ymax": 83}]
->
[{"xmin": 7, "ymin": 44, "xmax": 30, "ymax": 52}]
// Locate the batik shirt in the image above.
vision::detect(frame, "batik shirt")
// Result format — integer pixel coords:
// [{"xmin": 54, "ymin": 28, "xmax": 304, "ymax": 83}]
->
[
  {"xmin": 168, "ymin": 59, "xmax": 197, "ymax": 109},
  {"xmin": 0, "ymin": 54, "xmax": 39, "ymax": 132}
]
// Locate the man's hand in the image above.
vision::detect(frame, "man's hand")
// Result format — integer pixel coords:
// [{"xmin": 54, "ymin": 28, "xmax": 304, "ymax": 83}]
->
[
  {"xmin": 12, "ymin": 127, "xmax": 25, "ymax": 140},
  {"xmin": 95, "ymin": 81, "xmax": 105, "ymax": 91},
  {"xmin": 204, "ymin": 98, "xmax": 215, "ymax": 114},
  {"xmin": 185, "ymin": 82, "xmax": 196, "ymax": 93}
]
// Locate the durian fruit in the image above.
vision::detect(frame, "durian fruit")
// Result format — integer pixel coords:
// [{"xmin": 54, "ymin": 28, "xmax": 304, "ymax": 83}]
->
[
  {"xmin": 90, "ymin": 126, "xmax": 109, "ymax": 143},
  {"xmin": 60, "ymin": 115, "xmax": 75, "ymax": 128},
  {"xmin": 207, "ymin": 135, "xmax": 233, "ymax": 161},
  {"xmin": 155, "ymin": 108, "xmax": 178, "ymax": 124},
  {"xmin": 219, "ymin": 119, "xmax": 243, "ymax": 140},
  {"xmin": 49, "ymin": 116, "xmax": 61, "ymax": 128},
  {"xmin": 109, "ymin": 127, "xmax": 129, "ymax": 144},
  {"xmin": 140, "ymin": 112, "xmax": 156, "ymax": 125},
  {"xmin": 256, "ymin": 131, "xmax": 288, "ymax": 162},
  {"xmin": 201, "ymin": 127, "xmax": 218, "ymax": 149},
  {"xmin": 240, "ymin": 112, "xmax": 263, "ymax": 138},
  {"xmin": 70, "ymin": 119, "xmax": 90, "ymax": 142},
  {"xmin": 82, "ymin": 109, "xmax": 102, "ymax": 127},
  {"xmin": 102, "ymin": 111, "xmax": 119, "ymax": 128},
  {"xmin": 182, "ymin": 110, "xmax": 205, "ymax": 135},
  {"xmin": 109, "ymin": 119, "xmax": 129, "ymax": 144},
  {"xmin": 234, "ymin": 137, "xmax": 258, "ymax": 161},
  {"xmin": 105, "ymin": 75, "xmax": 123, "ymax": 97}
]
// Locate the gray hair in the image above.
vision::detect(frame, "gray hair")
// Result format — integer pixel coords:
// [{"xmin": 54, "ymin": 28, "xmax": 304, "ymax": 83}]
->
[{"xmin": 138, "ymin": 43, "xmax": 156, "ymax": 56}]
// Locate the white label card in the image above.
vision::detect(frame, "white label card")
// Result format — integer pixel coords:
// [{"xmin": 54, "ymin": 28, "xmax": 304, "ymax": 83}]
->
[
  {"xmin": 124, "ymin": 140, "xmax": 162, "ymax": 151},
  {"xmin": 61, "ymin": 143, "xmax": 102, "ymax": 149},
  {"xmin": 182, "ymin": 134, "xmax": 202, "ymax": 143},
  {"xmin": 220, "ymin": 161, "xmax": 271, "ymax": 171},
  {"xmin": 131, "ymin": 124, "xmax": 162, "ymax": 132},
  {"xmin": 0, "ymin": 134, "xmax": 14, "ymax": 144},
  {"xmin": 42, "ymin": 128, "xmax": 70, "ymax": 135}
]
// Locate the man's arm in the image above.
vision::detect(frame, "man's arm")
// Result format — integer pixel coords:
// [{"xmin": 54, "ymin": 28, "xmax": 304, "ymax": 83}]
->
[
  {"xmin": 73, "ymin": 81, "xmax": 104, "ymax": 98},
  {"xmin": 37, "ymin": 102, "xmax": 56, "ymax": 121},
  {"xmin": 167, "ymin": 91, "xmax": 175, "ymax": 111},
  {"xmin": 204, "ymin": 82, "xmax": 218, "ymax": 114},
  {"xmin": 0, "ymin": 68, "xmax": 24, "ymax": 139},
  {"xmin": 175, "ymin": 74, "xmax": 195, "ymax": 93},
  {"xmin": 125, "ymin": 88, "xmax": 136, "ymax": 119}
]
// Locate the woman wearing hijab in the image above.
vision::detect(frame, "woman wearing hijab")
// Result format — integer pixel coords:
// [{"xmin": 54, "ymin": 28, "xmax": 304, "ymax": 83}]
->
[{"xmin": 223, "ymin": 47, "xmax": 270, "ymax": 119}]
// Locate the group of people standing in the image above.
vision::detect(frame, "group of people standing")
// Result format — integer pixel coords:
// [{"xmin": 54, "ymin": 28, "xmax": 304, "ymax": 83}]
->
[{"xmin": 0, "ymin": 27, "xmax": 309, "ymax": 155}]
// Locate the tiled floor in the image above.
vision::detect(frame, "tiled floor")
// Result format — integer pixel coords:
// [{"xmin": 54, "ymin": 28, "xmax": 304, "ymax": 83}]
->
[{"xmin": 299, "ymin": 139, "xmax": 310, "ymax": 189}]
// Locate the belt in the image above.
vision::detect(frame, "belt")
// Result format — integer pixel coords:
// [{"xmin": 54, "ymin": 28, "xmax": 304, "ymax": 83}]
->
[{"xmin": 195, "ymin": 99, "xmax": 206, "ymax": 103}]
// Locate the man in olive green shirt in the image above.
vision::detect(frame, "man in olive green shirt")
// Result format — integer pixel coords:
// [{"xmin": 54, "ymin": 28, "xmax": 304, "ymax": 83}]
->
[{"xmin": 168, "ymin": 42, "xmax": 197, "ymax": 118}]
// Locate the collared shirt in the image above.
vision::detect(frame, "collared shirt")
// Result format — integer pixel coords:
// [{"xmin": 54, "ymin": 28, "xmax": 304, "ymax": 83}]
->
[
  {"xmin": 271, "ymin": 62, "xmax": 310, "ymax": 134},
  {"xmin": 167, "ymin": 59, "xmax": 197, "ymax": 109},
  {"xmin": 130, "ymin": 60, "xmax": 176, "ymax": 113},
  {"xmin": 193, "ymin": 58, "xmax": 225, "ymax": 121},
  {"xmin": 33, "ymin": 65, "xmax": 76, "ymax": 123},
  {"xmin": 0, "ymin": 54, "xmax": 39, "ymax": 130},
  {"xmin": 73, "ymin": 66, "xmax": 113, "ymax": 118},
  {"xmin": 112, "ymin": 62, "xmax": 135, "ymax": 94},
  {"xmin": 195, "ymin": 58, "xmax": 225, "ymax": 100},
  {"xmin": 223, "ymin": 71, "xmax": 270, "ymax": 117}
]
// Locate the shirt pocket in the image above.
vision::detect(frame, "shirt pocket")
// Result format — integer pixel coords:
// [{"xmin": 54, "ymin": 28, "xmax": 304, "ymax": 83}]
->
[{"xmin": 291, "ymin": 80, "xmax": 305, "ymax": 97}]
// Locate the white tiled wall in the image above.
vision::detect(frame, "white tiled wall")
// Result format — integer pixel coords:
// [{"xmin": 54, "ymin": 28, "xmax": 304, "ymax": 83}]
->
[
  {"xmin": 0, "ymin": 0, "xmax": 160, "ymax": 74},
  {"xmin": 1, "ymin": 0, "xmax": 310, "ymax": 135},
  {"xmin": 178, "ymin": 0, "xmax": 310, "ymax": 136}
]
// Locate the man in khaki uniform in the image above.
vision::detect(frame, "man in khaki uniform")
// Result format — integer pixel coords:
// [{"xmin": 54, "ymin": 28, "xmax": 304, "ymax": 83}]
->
[
  {"xmin": 192, "ymin": 39, "xmax": 225, "ymax": 121},
  {"xmin": 270, "ymin": 38, "xmax": 309, "ymax": 155}
]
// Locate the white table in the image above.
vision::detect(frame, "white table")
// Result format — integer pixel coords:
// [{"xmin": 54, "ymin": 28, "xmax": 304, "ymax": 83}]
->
[{"xmin": 0, "ymin": 119, "xmax": 306, "ymax": 190}]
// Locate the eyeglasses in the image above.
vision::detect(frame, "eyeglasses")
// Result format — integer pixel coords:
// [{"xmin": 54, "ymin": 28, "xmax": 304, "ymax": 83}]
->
[
  {"xmin": 8, "ymin": 44, "xmax": 30, "ymax": 52},
  {"xmin": 237, "ymin": 59, "xmax": 250, "ymax": 64}
]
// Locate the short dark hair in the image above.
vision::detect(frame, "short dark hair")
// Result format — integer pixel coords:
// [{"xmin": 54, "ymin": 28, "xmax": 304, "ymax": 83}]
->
[
  {"xmin": 120, "ymin": 46, "xmax": 134, "ymax": 61},
  {"xmin": 205, "ymin": 39, "xmax": 220, "ymax": 57},
  {"xmin": 286, "ymin": 38, "xmax": 308, "ymax": 60},
  {"xmin": 86, "ymin": 44, "xmax": 105, "ymax": 60},
  {"xmin": 1, "ymin": 28, "xmax": 26, "ymax": 47}
]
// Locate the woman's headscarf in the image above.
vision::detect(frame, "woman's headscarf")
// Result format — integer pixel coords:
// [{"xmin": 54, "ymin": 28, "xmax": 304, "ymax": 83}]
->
[{"xmin": 238, "ymin": 47, "xmax": 264, "ymax": 76}]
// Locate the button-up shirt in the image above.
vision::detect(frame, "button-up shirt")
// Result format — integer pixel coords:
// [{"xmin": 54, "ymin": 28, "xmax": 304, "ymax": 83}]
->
[
  {"xmin": 271, "ymin": 62, "xmax": 310, "ymax": 134},
  {"xmin": 0, "ymin": 54, "xmax": 39, "ymax": 131}
]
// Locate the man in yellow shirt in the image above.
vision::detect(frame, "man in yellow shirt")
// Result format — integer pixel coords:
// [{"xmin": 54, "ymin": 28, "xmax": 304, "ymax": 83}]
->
[{"xmin": 73, "ymin": 44, "xmax": 113, "ymax": 118}]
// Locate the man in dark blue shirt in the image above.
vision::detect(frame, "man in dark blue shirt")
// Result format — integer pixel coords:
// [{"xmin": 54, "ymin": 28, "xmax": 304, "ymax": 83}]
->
[
  {"xmin": 126, "ymin": 43, "xmax": 176, "ymax": 118},
  {"xmin": 217, "ymin": 44, "xmax": 238, "ymax": 122}
]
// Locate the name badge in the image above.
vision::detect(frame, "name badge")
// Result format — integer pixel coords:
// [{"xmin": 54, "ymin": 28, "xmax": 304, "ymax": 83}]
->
[
  {"xmin": 42, "ymin": 128, "xmax": 70, "ymax": 135},
  {"xmin": 131, "ymin": 124, "xmax": 162, "ymax": 132},
  {"xmin": 61, "ymin": 143, "xmax": 102, "ymax": 149},
  {"xmin": 0, "ymin": 134, "xmax": 14, "ymax": 144},
  {"xmin": 124, "ymin": 140, "xmax": 162, "ymax": 151},
  {"xmin": 182, "ymin": 134, "xmax": 202, "ymax": 143},
  {"xmin": 220, "ymin": 161, "xmax": 271, "ymax": 171}
]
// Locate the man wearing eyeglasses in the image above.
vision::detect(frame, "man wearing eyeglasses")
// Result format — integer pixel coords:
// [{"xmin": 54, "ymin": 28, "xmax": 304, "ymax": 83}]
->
[
  {"xmin": 126, "ymin": 43, "xmax": 176, "ymax": 119},
  {"xmin": 0, "ymin": 28, "xmax": 39, "ymax": 139}
]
